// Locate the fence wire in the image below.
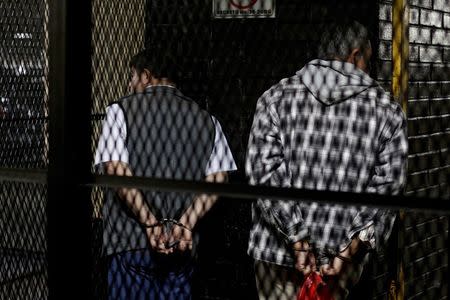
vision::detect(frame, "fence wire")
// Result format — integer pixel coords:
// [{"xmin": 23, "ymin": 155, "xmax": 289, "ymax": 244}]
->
[
  {"xmin": 0, "ymin": 0, "xmax": 449, "ymax": 299},
  {"xmin": 0, "ymin": 0, "xmax": 48, "ymax": 299},
  {"xmin": 0, "ymin": 182, "xmax": 48, "ymax": 300}
]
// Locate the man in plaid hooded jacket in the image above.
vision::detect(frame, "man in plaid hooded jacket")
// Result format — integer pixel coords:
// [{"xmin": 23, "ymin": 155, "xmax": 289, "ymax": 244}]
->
[{"xmin": 246, "ymin": 21, "xmax": 408, "ymax": 300}]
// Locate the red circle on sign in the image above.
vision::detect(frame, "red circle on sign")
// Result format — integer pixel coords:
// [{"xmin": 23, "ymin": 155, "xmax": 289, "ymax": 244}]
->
[{"xmin": 229, "ymin": 0, "xmax": 258, "ymax": 9}]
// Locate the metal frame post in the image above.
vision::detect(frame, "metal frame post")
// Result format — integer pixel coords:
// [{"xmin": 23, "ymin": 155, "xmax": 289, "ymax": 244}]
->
[
  {"xmin": 392, "ymin": 0, "xmax": 410, "ymax": 113},
  {"xmin": 47, "ymin": 0, "xmax": 93, "ymax": 298},
  {"xmin": 390, "ymin": 0, "xmax": 409, "ymax": 299}
]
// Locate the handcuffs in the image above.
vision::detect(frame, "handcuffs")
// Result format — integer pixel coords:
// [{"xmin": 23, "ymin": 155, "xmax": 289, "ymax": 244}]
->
[{"xmin": 144, "ymin": 218, "xmax": 192, "ymax": 249}]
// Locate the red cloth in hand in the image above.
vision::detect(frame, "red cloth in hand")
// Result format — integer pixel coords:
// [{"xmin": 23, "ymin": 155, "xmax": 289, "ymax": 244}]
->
[{"xmin": 297, "ymin": 273, "xmax": 334, "ymax": 300}]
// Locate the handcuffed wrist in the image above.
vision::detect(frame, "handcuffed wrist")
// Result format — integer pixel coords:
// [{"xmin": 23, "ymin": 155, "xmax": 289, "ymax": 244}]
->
[
  {"xmin": 178, "ymin": 222, "xmax": 193, "ymax": 231},
  {"xmin": 143, "ymin": 219, "xmax": 192, "ymax": 231},
  {"xmin": 335, "ymin": 254, "xmax": 352, "ymax": 263},
  {"xmin": 292, "ymin": 240, "xmax": 310, "ymax": 252},
  {"xmin": 143, "ymin": 222, "xmax": 160, "ymax": 228}
]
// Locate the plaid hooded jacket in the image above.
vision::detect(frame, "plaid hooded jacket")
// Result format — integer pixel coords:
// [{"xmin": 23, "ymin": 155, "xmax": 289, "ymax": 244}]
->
[{"xmin": 246, "ymin": 59, "xmax": 408, "ymax": 267}]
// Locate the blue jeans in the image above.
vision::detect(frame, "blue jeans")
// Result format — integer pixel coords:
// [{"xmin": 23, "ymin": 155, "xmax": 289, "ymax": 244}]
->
[{"xmin": 108, "ymin": 249, "xmax": 194, "ymax": 300}]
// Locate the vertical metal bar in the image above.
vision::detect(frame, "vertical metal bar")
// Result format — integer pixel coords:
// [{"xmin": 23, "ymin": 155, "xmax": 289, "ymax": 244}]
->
[
  {"xmin": 47, "ymin": 0, "xmax": 93, "ymax": 299},
  {"xmin": 392, "ymin": 0, "xmax": 409, "ymax": 113},
  {"xmin": 47, "ymin": 0, "xmax": 67, "ymax": 297},
  {"xmin": 391, "ymin": 1, "xmax": 409, "ymax": 300},
  {"xmin": 42, "ymin": 0, "xmax": 50, "ymax": 165}
]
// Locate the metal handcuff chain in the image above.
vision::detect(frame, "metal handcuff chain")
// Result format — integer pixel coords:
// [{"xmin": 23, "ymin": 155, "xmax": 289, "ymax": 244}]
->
[{"xmin": 143, "ymin": 218, "xmax": 192, "ymax": 249}]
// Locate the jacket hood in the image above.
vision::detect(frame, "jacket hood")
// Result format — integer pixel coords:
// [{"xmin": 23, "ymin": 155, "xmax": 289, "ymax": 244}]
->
[{"xmin": 297, "ymin": 59, "xmax": 378, "ymax": 106}]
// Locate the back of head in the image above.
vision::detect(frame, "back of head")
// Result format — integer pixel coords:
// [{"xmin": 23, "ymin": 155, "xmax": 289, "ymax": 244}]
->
[
  {"xmin": 317, "ymin": 21, "xmax": 371, "ymax": 61},
  {"xmin": 130, "ymin": 48, "xmax": 182, "ymax": 84}
]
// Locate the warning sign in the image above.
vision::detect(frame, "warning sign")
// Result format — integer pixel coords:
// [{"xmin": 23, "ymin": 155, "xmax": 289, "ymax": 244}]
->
[{"xmin": 213, "ymin": 0, "xmax": 275, "ymax": 19}]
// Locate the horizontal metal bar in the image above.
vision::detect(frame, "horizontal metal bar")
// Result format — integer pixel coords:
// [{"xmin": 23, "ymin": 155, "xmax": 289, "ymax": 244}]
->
[
  {"xmin": 91, "ymin": 175, "xmax": 450, "ymax": 214},
  {"xmin": 0, "ymin": 168, "xmax": 447, "ymax": 214},
  {"xmin": 0, "ymin": 168, "xmax": 47, "ymax": 184}
]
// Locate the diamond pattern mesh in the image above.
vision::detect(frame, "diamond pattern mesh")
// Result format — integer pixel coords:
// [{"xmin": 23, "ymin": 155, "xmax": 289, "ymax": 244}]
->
[
  {"xmin": 0, "ymin": 0, "xmax": 448, "ymax": 299},
  {"xmin": 0, "ymin": 0, "xmax": 48, "ymax": 299},
  {"xmin": 0, "ymin": 0, "xmax": 49, "ymax": 169},
  {"xmin": 0, "ymin": 182, "xmax": 47, "ymax": 299}
]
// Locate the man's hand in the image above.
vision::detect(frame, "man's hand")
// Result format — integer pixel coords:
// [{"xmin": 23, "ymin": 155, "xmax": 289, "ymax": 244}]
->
[
  {"xmin": 320, "ymin": 237, "xmax": 360, "ymax": 277},
  {"xmin": 146, "ymin": 225, "xmax": 171, "ymax": 254},
  {"xmin": 319, "ymin": 254, "xmax": 349, "ymax": 277},
  {"xmin": 293, "ymin": 241, "xmax": 317, "ymax": 276},
  {"xmin": 169, "ymin": 223, "xmax": 193, "ymax": 253}
]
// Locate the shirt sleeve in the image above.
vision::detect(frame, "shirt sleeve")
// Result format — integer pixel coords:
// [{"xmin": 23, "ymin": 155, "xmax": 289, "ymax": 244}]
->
[
  {"xmin": 245, "ymin": 92, "xmax": 292, "ymax": 188},
  {"xmin": 94, "ymin": 104, "xmax": 129, "ymax": 167},
  {"xmin": 357, "ymin": 103, "xmax": 408, "ymax": 251},
  {"xmin": 358, "ymin": 224, "xmax": 376, "ymax": 249},
  {"xmin": 205, "ymin": 116, "xmax": 238, "ymax": 175},
  {"xmin": 246, "ymin": 91, "xmax": 307, "ymax": 245},
  {"xmin": 367, "ymin": 104, "xmax": 408, "ymax": 195}
]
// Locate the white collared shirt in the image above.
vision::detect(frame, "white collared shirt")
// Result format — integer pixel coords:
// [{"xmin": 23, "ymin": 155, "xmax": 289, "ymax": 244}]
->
[{"xmin": 94, "ymin": 103, "xmax": 237, "ymax": 175}]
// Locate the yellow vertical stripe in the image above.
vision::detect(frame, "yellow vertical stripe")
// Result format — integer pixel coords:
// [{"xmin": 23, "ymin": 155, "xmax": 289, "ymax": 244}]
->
[
  {"xmin": 392, "ymin": 0, "xmax": 409, "ymax": 113},
  {"xmin": 391, "ymin": 1, "xmax": 409, "ymax": 300}
]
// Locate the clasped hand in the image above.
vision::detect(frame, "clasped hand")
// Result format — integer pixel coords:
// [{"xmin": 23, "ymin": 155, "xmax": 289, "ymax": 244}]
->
[
  {"xmin": 294, "ymin": 241, "xmax": 352, "ymax": 278},
  {"xmin": 146, "ymin": 223, "xmax": 193, "ymax": 255}
]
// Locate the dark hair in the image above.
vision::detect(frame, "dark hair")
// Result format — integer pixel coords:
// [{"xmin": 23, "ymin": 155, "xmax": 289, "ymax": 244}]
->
[
  {"xmin": 129, "ymin": 48, "xmax": 181, "ymax": 83},
  {"xmin": 317, "ymin": 21, "xmax": 371, "ymax": 60}
]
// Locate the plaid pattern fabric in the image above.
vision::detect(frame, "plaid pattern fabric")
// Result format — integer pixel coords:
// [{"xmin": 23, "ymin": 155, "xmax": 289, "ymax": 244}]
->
[{"xmin": 246, "ymin": 60, "xmax": 408, "ymax": 267}]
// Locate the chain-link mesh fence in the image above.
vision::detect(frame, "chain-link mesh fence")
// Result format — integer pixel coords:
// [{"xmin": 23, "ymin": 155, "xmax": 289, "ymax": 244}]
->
[
  {"xmin": 0, "ymin": 0, "xmax": 48, "ymax": 299},
  {"xmin": 0, "ymin": 0, "xmax": 449, "ymax": 299},
  {"xmin": 0, "ymin": 1, "xmax": 48, "ymax": 168},
  {"xmin": 0, "ymin": 182, "xmax": 47, "ymax": 300}
]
